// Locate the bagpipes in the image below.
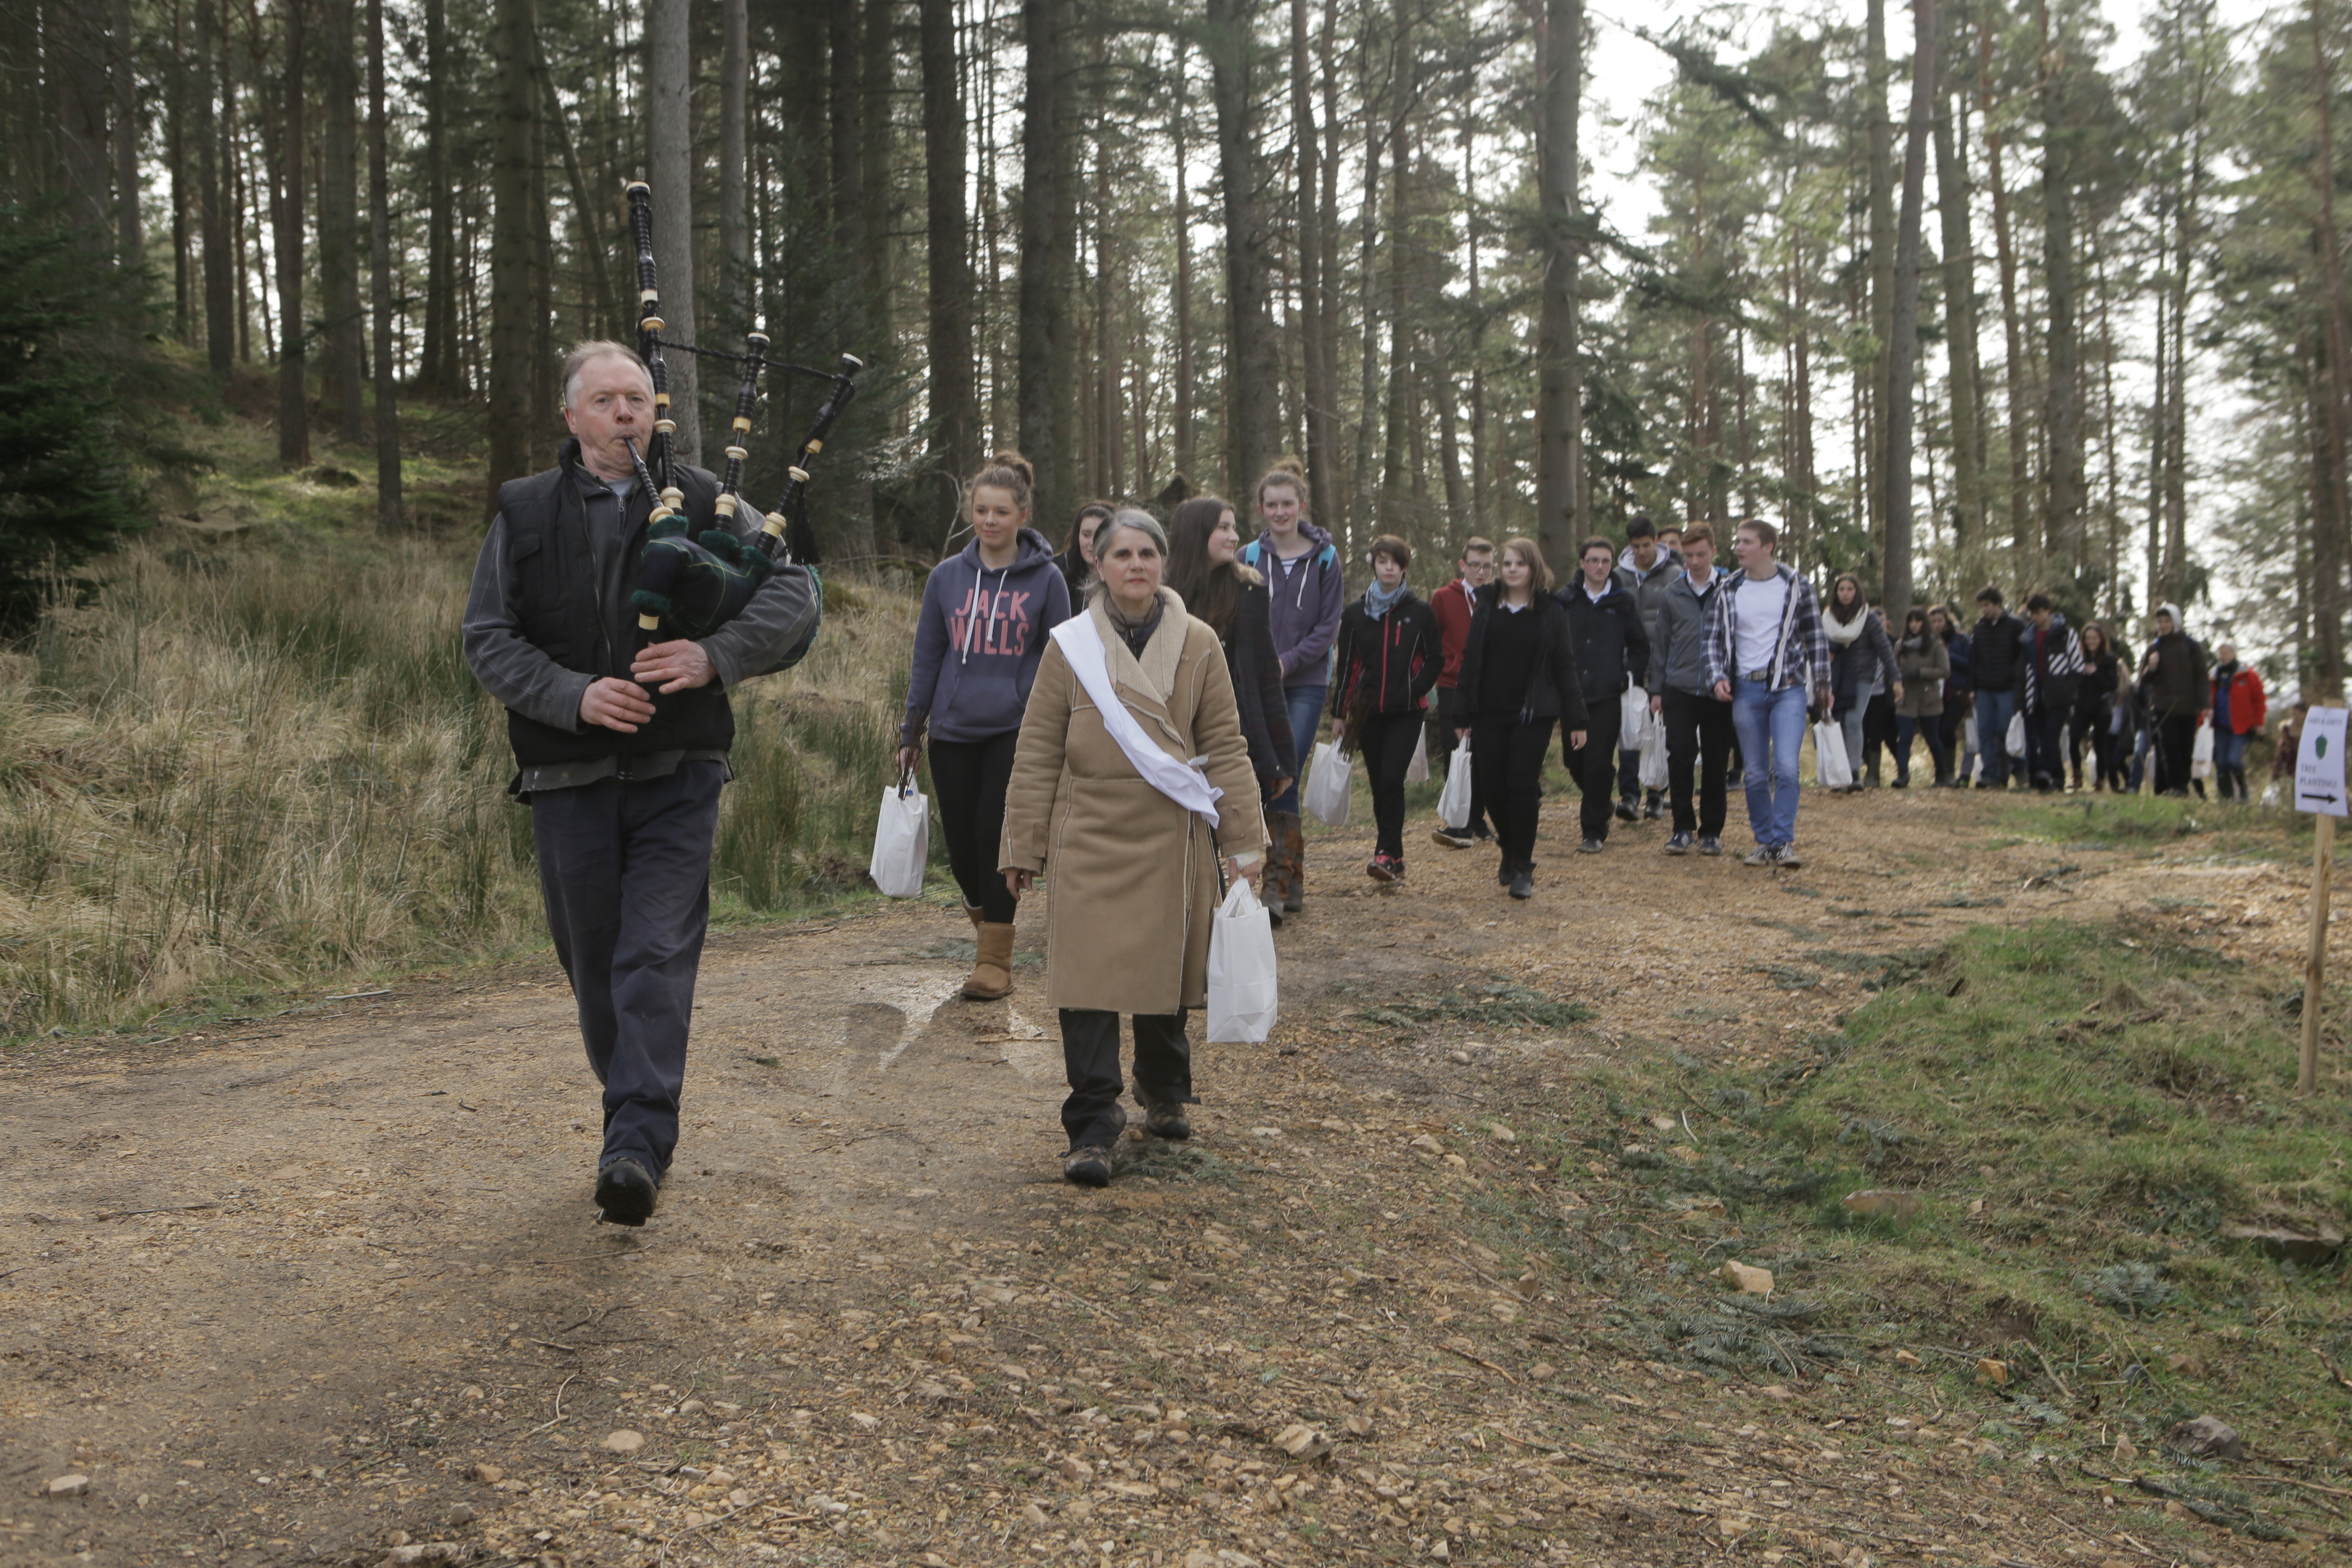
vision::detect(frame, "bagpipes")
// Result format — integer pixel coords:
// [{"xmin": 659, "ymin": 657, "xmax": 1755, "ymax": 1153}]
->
[{"xmin": 621, "ymin": 179, "xmax": 863, "ymax": 648}]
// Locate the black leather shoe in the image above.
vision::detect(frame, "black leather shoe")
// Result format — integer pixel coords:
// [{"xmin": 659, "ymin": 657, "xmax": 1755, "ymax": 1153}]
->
[
  {"xmin": 595, "ymin": 1157, "xmax": 660, "ymax": 1227},
  {"xmin": 1508, "ymin": 870, "xmax": 1534, "ymax": 900},
  {"xmin": 1613, "ymin": 801, "xmax": 1638, "ymax": 822}
]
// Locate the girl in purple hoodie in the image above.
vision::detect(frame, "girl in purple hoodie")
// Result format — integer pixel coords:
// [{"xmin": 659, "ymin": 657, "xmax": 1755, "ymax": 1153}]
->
[
  {"xmin": 897, "ymin": 452, "xmax": 1073, "ymax": 1000},
  {"xmin": 1236, "ymin": 458, "xmax": 1344, "ymax": 915}
]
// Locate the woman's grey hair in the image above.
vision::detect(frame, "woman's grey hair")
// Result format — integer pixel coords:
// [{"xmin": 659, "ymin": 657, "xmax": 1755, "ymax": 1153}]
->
[{"xmin": 1087, "ymin": 510, "xmax": 1169, "ymax": 603}]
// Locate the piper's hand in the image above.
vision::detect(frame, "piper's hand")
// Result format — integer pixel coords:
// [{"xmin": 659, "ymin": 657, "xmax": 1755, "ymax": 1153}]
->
[
  {"xmin": 1712, "ymin": 679, "xmax": 1732, "ymax": 701},
  {"xmin": 1230, "ymin": 857, "xmax": 1262, "ymax": 889},
  {"xmin": 1004, "ymin": 867, "xmax": 1034, "ymax": 899},
  {"xmin": 632, "ymin": 639, "xmax": 715, "ymax": 694},
  {"xmin": 581, "ymin": 677, "xmax": 656, "ymax": 733},
  {"xmin": 896, "ymin": 744, "xmax": 920, "ymax": 780}
]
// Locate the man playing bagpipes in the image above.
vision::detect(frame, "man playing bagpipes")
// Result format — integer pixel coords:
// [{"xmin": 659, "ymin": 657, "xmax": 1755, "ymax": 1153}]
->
[{"xmin": 462, "ymin": 340, "xmax": 821, "ymax": 1226}]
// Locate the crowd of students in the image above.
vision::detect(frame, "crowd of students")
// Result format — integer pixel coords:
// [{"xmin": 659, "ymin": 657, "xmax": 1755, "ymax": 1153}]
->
[{"xmin": 894, "ymin": 455, "xmax": 2280, "ymax": 1185}]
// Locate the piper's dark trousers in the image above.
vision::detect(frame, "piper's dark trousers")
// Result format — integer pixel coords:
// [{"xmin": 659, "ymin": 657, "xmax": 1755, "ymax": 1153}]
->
[
  {"xmin": 531, "ymin": 761, "xmax": 724, "ymax": 1182},
  {"xmin": 1058, "ymin": 1009, "xmax": 1192, "ymax": 1151}
]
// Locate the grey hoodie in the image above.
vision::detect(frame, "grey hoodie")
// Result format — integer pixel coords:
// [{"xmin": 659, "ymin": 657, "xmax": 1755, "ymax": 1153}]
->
[{"xmin": 900, "ymin": 527, "xmax": 1074, "ymax": 748}]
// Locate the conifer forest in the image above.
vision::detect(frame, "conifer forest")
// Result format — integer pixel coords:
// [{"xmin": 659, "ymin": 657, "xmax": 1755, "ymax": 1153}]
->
[{"xmin": 9, "ymin": 0, "xmax": 2352, "ymax": 684}]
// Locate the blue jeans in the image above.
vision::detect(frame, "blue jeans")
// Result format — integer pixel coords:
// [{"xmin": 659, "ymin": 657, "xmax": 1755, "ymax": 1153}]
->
[
  {"xmin": 1975, "ymin": 687, "xmax": 2020, "ymax": 786},
  {"xmin": 2215, "ymin": 730, "xmax": 2250, "ymax": 771},
  {"xmin": 1731, "ymin": 680, "xmax": 1808, "ymax": 847},
  {"xmin": 1268, "ymin": 684, "xmax": 1328, "ymax": 815}
]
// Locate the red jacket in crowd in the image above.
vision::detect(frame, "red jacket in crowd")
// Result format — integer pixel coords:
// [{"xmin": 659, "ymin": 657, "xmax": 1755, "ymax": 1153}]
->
[{"xmin": 1432, "ymin": 577, "xmax": 1477, "ymax": 690}]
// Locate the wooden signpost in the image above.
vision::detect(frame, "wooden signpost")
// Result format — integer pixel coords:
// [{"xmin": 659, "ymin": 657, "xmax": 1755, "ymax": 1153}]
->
[{"xmin": 2293, "ymin": 706, "xmax": 2348, "ymax": 1095}]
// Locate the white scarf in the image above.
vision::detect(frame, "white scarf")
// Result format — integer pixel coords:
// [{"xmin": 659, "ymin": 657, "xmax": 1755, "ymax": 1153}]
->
[
  {"xmin": 1050, "ymin": 612, "xmax": 1224, "ymax": 826},
  {"xmin": 1824, "ymin": 603, "xmax": 1869, "ymax": 646}
]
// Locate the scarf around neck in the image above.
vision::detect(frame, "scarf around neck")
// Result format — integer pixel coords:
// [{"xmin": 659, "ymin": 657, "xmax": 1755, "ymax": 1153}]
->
[
  {"xmin": 1363, "ymin": 579, "xmax": 1407, "ymax": 618},
  {"xmin": 1824, "ymin": 604, "xmax": 1869, "ymax": 646}
]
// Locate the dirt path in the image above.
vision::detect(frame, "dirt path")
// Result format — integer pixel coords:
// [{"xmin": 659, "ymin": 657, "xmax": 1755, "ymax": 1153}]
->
[{"xmin": 0, "ymin": 786, "xmax": 2317, "ymax": 1568}]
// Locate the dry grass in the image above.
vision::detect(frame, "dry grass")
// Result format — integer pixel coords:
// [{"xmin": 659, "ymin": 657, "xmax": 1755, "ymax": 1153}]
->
[{"xmin": 0, "ymin": 536, "xmax": 919, "ymax": 1040}]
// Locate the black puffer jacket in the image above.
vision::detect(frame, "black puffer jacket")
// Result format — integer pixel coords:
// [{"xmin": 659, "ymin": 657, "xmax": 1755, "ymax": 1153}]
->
[
  {"xmin": 1328, "ymin": 590, "xmax": 1442, "ymax": 722},
  {"xmin": 1453, "ymin": 587, "xmax": 1591, "ymax": 728},
  {"xmin": 1556, "ymin": 577, "xmax": 1651, "ymax": 703}
]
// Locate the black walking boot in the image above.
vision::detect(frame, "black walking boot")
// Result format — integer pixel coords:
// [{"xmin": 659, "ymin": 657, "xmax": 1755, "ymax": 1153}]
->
[{"xmin": 595, "ymin": 1157, "xmax": 660, "ymax": 1227}]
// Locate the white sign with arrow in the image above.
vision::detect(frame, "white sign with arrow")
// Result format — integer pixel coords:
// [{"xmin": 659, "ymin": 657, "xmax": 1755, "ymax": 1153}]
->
[{"xmin": 2296, "ymin": 706, "xmax": 2348, "ymax": 817}]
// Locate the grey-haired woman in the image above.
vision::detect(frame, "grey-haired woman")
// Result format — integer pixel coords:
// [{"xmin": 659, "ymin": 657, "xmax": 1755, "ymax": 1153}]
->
[{"xmin": 998, "ymin": 510, "xmax": 1267, "ymax": 1187}]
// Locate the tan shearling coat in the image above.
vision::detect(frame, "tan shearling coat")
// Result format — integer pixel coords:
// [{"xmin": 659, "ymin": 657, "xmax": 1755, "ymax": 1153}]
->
[{"xmin": 998, "ymin": 588, "xmax": 1267, "ymax": 1015}]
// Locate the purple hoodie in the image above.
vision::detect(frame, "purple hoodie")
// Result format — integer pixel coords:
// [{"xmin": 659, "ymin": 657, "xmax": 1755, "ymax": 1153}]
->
[
  {"xmin": 900, "ymin": 527, "xmax": 1073, "ymax": 747},
  {"xmin": 1241, "ymin": 520, "xmax": 1346, "ymax": 690}
]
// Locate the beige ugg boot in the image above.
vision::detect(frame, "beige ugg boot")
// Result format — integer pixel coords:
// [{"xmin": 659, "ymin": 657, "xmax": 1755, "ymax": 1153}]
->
[{"xmin": 965, "ymin": 922, "xmax": 1016, "ymax": 1000}]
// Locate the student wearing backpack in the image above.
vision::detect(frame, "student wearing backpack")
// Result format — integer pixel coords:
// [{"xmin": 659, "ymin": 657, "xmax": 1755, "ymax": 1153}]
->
[
  {"xmin": 898, "ymin": 453, "xmax": 1076, "ymax": 1000},
  {"xmin": 1239, "ymin": 459, "xmax": 1344, "ymax": 914},
  {"xmin": 1329, "ymin": 536, "xmax": 1442, "ymax": 882}
]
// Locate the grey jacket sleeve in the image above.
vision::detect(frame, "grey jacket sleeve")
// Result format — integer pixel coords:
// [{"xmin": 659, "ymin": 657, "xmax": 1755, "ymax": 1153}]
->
[
  {"xmin": 462, "ymin": 515, "xmax": 594, "ymax": 735},
  {"xmin": 698, "ymin": 558, "xmax": 822, "ymax": 691}
]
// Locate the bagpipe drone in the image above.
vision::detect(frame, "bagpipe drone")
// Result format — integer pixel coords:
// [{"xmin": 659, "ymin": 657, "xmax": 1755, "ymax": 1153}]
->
[{"xmin": 621, "ymin": 179, "xmax": 862, "ymax": 653}]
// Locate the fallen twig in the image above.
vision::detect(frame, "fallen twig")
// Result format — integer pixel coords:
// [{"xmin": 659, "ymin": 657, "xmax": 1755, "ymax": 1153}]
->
[
  {"xmin": 96, "ymin": 1202, "xmax": 219, "ymax": 1220},
  {"xmin": 1435, "ymin": 1342, "xmax": 1517, "ymax": 1383}
]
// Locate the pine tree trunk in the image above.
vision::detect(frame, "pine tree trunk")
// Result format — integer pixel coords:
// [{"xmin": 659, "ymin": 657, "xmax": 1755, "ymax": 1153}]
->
[
  {"xmin": 57, "ymin": 6, "xmax": 110, "ymax": 237},
  {"xmin": 421, "ymin": 0, "xmax": 457, "ymax": 393},
  {"xmin": 1017, "ymin": 0, "xmax": 1068, "ymax": 524},
  {"xmin": 536, "ymin": 30, "xmax": 621, "ymax": 340},
  {"xmin": 1979, "ymin": 12, "xmax": 2031, "ymax": 557},
  {"xmin": 1172, "ymin": 40, "xmax": 1195, "ymax": 484},
  {"xmin": 1380, "ymin": 109, "xmax": 1410, "ymax": 509},
  {"xmin": 168, "ymin": 4, "xmax": 191, "ymax": 338},
  {"xmin": 860, "ymin": 0, "xmax": 894, "ymax": 317},
  {"xmin": 322, "ymin": 0, "xmax": 364, "ymax": 442},
  {"xmin": 367, "ymin": 0, "xmax": 401, "ymax": 529},
  {"xmin": 113, "ymin": 0, "xmax": 142, "ymax": 264},
  {"xmin": 1933, "ymin": 43, "xmax": 1982, "ymax": 558},
  {"xmin": 647, "ymin": 0, "xmax": 701, "ymax": 465},
  {"xmin": 2036, "ymin": 0, "xmax": 2086, "ymax": 584},
  {"xmin": 921, "ymin": 0, "xmax": 975, "ymax": 545},
  {"xmin": 1865, "ymin": 0, "xmax": 1895, "ymax": 549},
  {"xmin": 2311, "ymin": 0, "xmax": 2348, "ymax": 691},
  {"xmin": 271, "ymin": 0, "xmax": 309, "ymax": 465},
  {"xmin": 486, "ymin": 0, "xmax": 538, "ymax": 505},
  {"xmin": 828, "ymin": 2, "xmax": 865, "ymax": 264},
  {"xmin": 1293, "ymin": 0, "xmax": 1335, "ymax": 531},
  {"xmin": 719, "ymin": 0, "xmax": 749, "ymax": 330},
  {"xmin": 1207, "ymin": 0, "xmax": 1279, "ymax": 502},
  {"xmin": 1883, "ymin": 0, "xmax": 1935, "ymax": 626},
  {"xmin": 197, "ymin": 0, "xmax": 233, "ymax": 372},
  {"xmin": 1535, "ymin": 0, "xmax": 1585, "ymax": 565}
]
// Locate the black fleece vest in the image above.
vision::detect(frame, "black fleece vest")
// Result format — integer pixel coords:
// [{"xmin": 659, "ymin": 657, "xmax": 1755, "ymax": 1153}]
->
[{"xmin": 493, "ymin": 444, "xmax": 733, "ymax": 768}]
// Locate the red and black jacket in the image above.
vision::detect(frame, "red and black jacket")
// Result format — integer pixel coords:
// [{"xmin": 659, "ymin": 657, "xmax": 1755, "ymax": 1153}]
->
[{"xmin": 1327, "ymin": 589, "xmax": 1443, "ymax": 724}]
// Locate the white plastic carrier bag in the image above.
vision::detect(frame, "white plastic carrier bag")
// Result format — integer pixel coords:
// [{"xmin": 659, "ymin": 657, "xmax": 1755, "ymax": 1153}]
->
[
  {"xmin": 1206, "ymin": 878, "xmax": 1280, "ymax": 1043},
  {"xmin": 1639, "ymin": 713, "xmax": 1669, "ymax": 791},
  {"xmin": 1437, "ymin": 737, "xmax": 1474, "ymax": 828},
  {"xmin": 1405, "ymin": 727, "xmax": 1430, "ymax": 784},
  {"xmin": 2005, "ymin": 709, "xmax": 2027, "ymax": 758},
  {"xmin": 868, "ymin": 782, "xmax": 930, "ymax": 898},
  {"xmin": 2192, "ymin": 719, "xmax": 2216, "ymax": 780},
  {"xmin": 1813, "ymin": 720, "xmax": 1854, "ymax": 789},
  {"xmin": 1302, "ymin": 739, "xmax": 1354, "ymax": 826}
]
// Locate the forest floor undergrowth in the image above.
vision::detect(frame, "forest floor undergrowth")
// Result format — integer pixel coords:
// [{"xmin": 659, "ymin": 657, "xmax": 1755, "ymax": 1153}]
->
[{"xmin": 3, "ymin": 782, "xmax": 2348, "ymax": 1568}]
